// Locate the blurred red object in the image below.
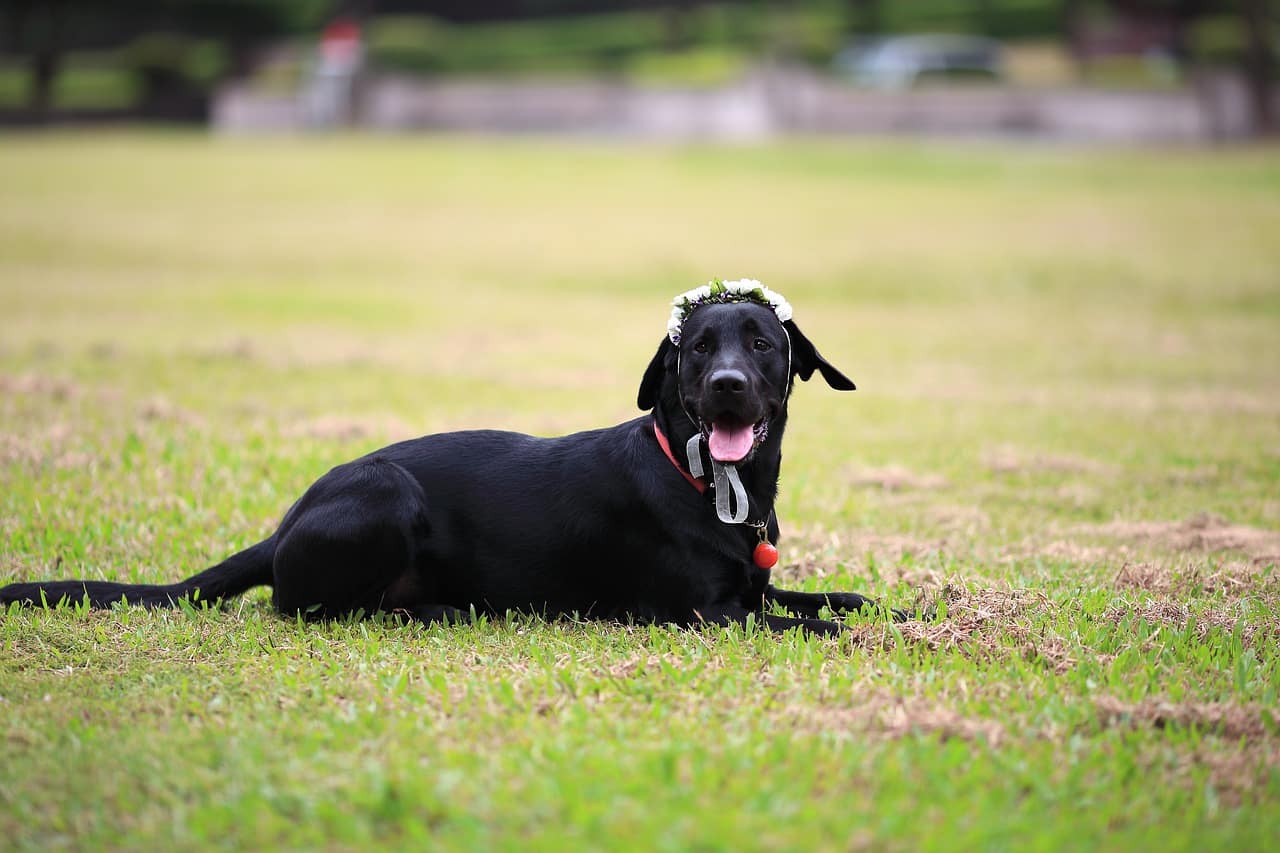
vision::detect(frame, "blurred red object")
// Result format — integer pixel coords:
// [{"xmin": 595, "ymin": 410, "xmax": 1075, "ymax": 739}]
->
[{"xmin": 320, "ymin": 18, "xmax": 362, "ymax": 70}]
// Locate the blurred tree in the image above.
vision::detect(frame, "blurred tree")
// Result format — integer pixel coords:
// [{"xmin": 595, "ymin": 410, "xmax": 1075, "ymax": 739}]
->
[
  {"xmin": 1241, "ymin": 0, "xmax": 1275, "ymax": 132},
  {"xmin": 4, "ymin": 0, "xmax": 333, "ymax": 116},
  {"xmin": 8, "ymin": 0, "xmax": 64, "ymax": 115},
  {"xmin": 974, "ymin": 0, "xmax": 998, "ymax": 34},
  {"xmin": 133, "ymin": 0, "xmax": 333, "ymax": 80},
  {"xmin": 1070, "ymin": 0, "xmax": 1274, "ymax": 134},
  {"xmin": 845, "ymin": 0, "xmax": 882, "ymax": 35},
  {"xmin": 1061, "ymin": 0, "xmax": 1086, "ymax": 74},
  {"xmin": 660, "ymin": 0, "xmax": 700, "ymax": 50}
]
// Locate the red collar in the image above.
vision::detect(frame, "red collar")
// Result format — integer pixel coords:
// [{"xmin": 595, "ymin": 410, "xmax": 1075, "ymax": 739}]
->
[{"xmin": 652, "ymin": 420, "xmax": 707, "ymax": 494}]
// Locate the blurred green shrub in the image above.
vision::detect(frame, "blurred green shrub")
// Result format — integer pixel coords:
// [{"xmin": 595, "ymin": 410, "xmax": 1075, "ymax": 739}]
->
[
  {"xmin": 364, "ymin": 1, "xmax": 1064, "ymax": 83},
  {"xmin": 121, "ymin": 33, "xmax": 227, "ymax": 102},
  {"xmin": 1187, "ymin": 15, "xmax": 1248, "ymax": 66},
  {"xmin": 365, "ymin": 16, "xmax": 448, "ymax": 74},
  {"xmin": 0, "ymin": 58, "xmax": 141, "ymax": 110},
  {"xmin": 366, "ymin": 13, "xmax": 666, "ymax": 77},
  {"xmin": 627, "ymin": 47, "xmax": 749, "ymax": 88}
]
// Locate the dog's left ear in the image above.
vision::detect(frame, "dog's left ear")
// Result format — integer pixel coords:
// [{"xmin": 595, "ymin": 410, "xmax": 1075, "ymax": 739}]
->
[
  {"xmin": 637, "ymin": 337, "xmax": 677, "ymax": 410},
  {"xmin": 785, "ymin": 320, "xmax": 856, "ymax": 390}
]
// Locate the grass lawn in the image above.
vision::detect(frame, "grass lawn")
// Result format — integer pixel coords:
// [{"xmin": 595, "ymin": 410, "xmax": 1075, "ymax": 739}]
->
[{"xmin": 1, "ymin": 132, "xmax": 1278, "ymax": 849}]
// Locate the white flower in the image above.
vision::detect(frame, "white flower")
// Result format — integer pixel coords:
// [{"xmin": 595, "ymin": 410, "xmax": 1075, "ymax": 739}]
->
[
  {"xmin": 759, "ymin": 286, "xmax": 792, "ymax": 321},
  {"xmin": 665, "ymin": 278, "xmax": 793, "ymax": 345}
]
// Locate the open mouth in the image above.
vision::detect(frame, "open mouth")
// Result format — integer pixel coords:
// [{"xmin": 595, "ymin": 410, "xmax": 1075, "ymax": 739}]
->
[{"xmin": 701, "ymin": 416, "xmax": 770, "ymax": 463}]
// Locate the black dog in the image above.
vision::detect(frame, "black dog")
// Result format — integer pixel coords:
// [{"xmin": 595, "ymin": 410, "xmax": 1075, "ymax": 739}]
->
[{"xmin": 1, "ymin": 295, "xmax": 900, "ymax": 634}]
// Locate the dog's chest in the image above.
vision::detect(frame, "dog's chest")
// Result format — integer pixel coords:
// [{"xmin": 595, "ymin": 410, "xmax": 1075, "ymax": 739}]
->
[{"xmin": 653, "ymin": 522, "xmax": 761, "ymax": 603}]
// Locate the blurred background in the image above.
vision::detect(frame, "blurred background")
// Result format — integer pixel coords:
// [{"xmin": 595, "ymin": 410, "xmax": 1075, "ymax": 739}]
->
[{"xmin": 1, "ymin": 0, "xmax": 1276, "ymax": 142}]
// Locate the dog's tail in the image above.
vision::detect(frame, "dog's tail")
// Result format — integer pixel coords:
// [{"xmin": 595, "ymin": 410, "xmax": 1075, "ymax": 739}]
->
[{"xmin": 0, "ymin": 538, "xmax": 275, "ymax": 610}]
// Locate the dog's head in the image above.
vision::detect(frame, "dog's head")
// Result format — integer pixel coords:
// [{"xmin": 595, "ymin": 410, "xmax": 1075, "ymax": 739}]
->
[{"xmin": 638, "ymin": 294, "xmax": 854, "ymax": 464}]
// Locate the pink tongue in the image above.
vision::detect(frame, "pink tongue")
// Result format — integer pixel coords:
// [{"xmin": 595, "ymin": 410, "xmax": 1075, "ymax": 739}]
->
[{"xmin": 708, "ymin": 420, "xmax": 755, "ymax": 462}]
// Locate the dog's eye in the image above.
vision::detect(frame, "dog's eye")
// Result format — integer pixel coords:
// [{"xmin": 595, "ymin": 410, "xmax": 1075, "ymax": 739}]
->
[
  {"xmin": 753, "ymin": 338, "xmax": 772, "ymax": 352},
  {"xmin": 692, "ymin": 341, "xmax": 709, "ymax": 354}
]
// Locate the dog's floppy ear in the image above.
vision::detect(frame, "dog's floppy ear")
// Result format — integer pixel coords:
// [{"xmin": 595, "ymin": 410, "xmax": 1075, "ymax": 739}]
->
[
  {"xmin": 637, "ymin": 337, "xmax": 677, "ymax": 410},
  {"xmin": 785, "ymin": 320, "xmax": 856, "ymax": 390}
]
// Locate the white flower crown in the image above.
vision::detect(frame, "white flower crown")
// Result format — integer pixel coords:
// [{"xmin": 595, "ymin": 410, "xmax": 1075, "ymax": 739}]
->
[{"xmin": 667, "ymin": 278, "xmax": 793, "ymax": 346}]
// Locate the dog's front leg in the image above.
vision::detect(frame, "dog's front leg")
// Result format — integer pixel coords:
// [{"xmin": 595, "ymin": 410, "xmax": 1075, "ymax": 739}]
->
[
  {"xmin": 682, "ymin": 603, "xmax": 847, "ymax": 637},
  {"xmin": 764, "ymin": 586, "xmax": 907, "ymax": 622}
]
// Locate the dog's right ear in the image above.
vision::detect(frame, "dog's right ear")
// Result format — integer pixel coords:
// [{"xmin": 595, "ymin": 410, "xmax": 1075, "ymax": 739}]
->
[{"xmin": 637, "ymin": 338, "xmax": 677, "ymax": 410}]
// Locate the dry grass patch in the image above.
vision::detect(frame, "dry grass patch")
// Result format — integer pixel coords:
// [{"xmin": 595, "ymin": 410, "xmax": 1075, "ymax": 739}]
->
[
  {"xmin": 1087, "ymin": 513, "xmax": 1280, "ymax": 564},
  {"xmin": 1180, "ymin": 745, "xmax": 1280, "ymax": 808},
  {"xmin": 784, "ymin": 694, "xmax": 1007, "ymax": 745},
  {"xmin": 1103, "ymin": 597, "xmax": 1276, "ymax": 647},
  {"xmin": 1163, "ymin": 388, "xmax": 1280, "ymax": 416},
  {"xmin": 137, "ymin": 395, "xmax": 204, "ymax": 427},
  {"xmin": 925, "ymin": 504, "xmax": 992, "ymax": 535},
  {"xmin": 779, "ymin": 526, "xmax": 949, "ymax": 584},
  {"xmin": 1000, "ymin": 538, "xmax": 1116, "ymax": 564},
  {"xmin": 1165, "ymin": 465, "xmax": 1220, "ymax": 485},
  {"xmin": 847, "ymin": 465, "xmax": 948, "ymax": 492},
  {"xmin": 0, "ymin": 422, "xmax": 97, "ymax": 471},
  {"xmin": 0, "ymin": 432, "xmax": 44, "ymax": 467},
  {"xmin": 839, "ymin": 586, "xmax": 1077, "ymax": 672},
  {"xmin": 1114, "ymin": 559, "xmax": 1278, "ymax": 599},
  {"xmin": 982, "ymin": 444, "xmax": 1112, "ymax": 475},
  {"xmin": 282, "ymin": 414, "xmax": 418, "ymax": 443},
  {"xmin": 1093, "ymin": 696, "xmax": 1279, "ymax": 741},
  {"xmin": 788, "ymin": 693, "xmax": 1277, "ymax": 754},
  {"xmin": 195, "ymin": 337, "xmax": 258, "ymax": 362},
  {"xmin": 1093, "ymin": 697, "xmax": 1280, "ymax": 806},
  {"xmin": 782, "ymin": 693, "xmax": 1279, "ymax": 809},
  {"xmin": 0, "ymin": 372, "xmax": 82, "ymax": 400}
]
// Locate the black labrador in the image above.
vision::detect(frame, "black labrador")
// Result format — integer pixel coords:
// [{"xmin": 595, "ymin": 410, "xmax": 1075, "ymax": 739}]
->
[{"xmin": 1, "ymin": 299, "xmax": 900, "ymax": 634}]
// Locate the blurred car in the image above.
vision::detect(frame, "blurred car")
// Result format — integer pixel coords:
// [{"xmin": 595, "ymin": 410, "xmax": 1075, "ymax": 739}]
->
[{"xmin": 833, "ymin": 34, "xmax": 1004, "ymax": 89}]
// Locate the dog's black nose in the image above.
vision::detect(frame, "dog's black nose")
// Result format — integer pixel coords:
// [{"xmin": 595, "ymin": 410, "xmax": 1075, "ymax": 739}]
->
[{"xmin": 709, "ymin": 369, "xmax": 748, "ymax": 395}]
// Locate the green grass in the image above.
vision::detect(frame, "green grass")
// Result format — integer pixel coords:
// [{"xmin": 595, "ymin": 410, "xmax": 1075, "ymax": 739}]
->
[{"xmin": 1, "ymin": 132, "xmax": 1278, "ymax": 849}]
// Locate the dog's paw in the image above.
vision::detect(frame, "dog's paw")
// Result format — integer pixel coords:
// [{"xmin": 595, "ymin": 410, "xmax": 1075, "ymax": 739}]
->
[
  {"xmin": 820, "ymin": 591, "xmax": 870, "ymax": 614},
  {"xmin": 824, "ymin": 592, "xmax": 909, "ymax": 623},
  {"xmin": 822, "ymin": 592, "xmax": 879, "ymax": 615}
]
